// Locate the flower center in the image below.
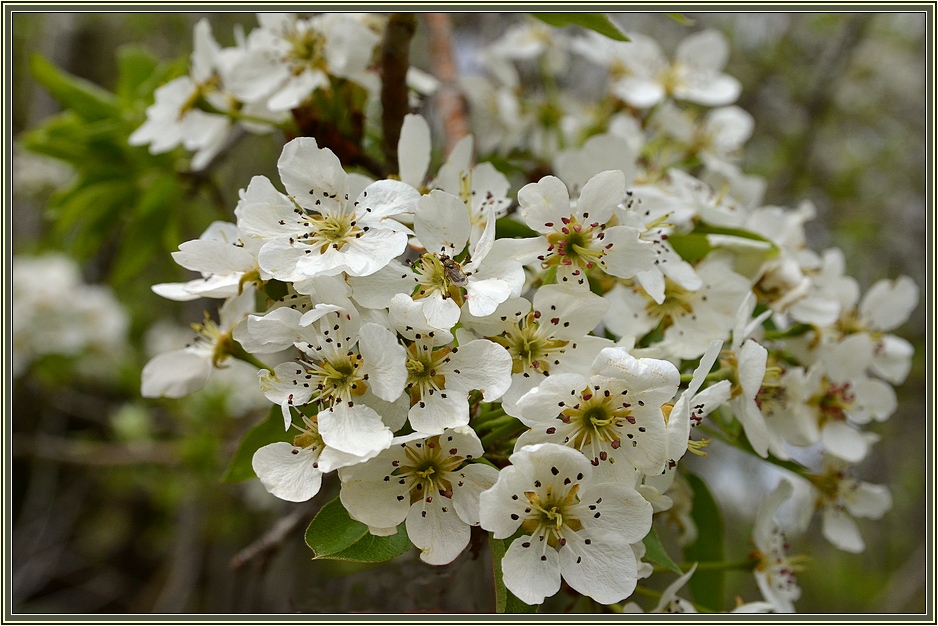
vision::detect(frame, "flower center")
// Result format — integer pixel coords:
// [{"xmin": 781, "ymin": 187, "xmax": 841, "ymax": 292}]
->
[
  {"xmin": 396, "ymin": 435, "xmax": 465, "ymax": 504},
  {"xmin": 560, "ymin": 388, "xmax": 634, "ymax": 454},
  {"xmin": 644, "ymin": 279, "xmax": 695, "ymax": 323},
  {"xmin": 300, "ymin": 212, "xmax": 362, "ymax": 253},
  {"xmin": 405, "ymin": 343, "xmax": 450, "ymax": 403},
  {"xmin": 412, "ymin": 253, "xmax": 468, "ymax": 305},
  {"xmin": 291, "ymin": 415, "xmax": 325, "ymax": 455},
  {"xmin": 810, "ymin": 379, "xmax": 855, "ymax": 425},
  {"xmin": 286, "ymin": 27, "xmax": 327, "ymax": 74},
  {"xmin": 307, "ymin": 353, "xmax": 367, "ymax": 405},
  {"xmin": 190, "ymin": 314, "xmax": 233, "ymax": 368},
  {"xmin": 494, "ymin": 312, "xmax": 569, "ymax": 375},
  {"xmin": 543, "ymin": 215, "xmax": 606, "ymax": 271},
  {"xmin": 520, "ymin": 483, "xmax": 583, "ymax": 548}
]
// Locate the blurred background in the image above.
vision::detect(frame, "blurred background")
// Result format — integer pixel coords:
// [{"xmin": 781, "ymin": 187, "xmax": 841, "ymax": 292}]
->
[{"xmin": 10, "ymin": 12, "xmax": 928, "ymax": 613}]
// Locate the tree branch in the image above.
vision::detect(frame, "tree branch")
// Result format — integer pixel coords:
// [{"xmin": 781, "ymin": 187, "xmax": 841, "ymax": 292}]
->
[
  {"xmin": 424, "ymin": 13, "xmax": 470, "ymax": 155},
  {"xmin": 381, "ymin": 13, "xmax": 418, "ymax": 173}
]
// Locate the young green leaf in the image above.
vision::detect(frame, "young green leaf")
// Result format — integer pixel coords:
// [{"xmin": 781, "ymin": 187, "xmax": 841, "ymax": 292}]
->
[
  {"xmin": 221, "ymin": 405, "xmax": 292, "ymax": 483},
  {"xmin": 683, "ymin": 472, "xmax": 725, "ymax": 611},
  {"xmin": 642, "ymin": 526, "xmax": 683, "ymax": 575},
  {"xmin": 494, "ymin": 216, "xmax": 539, "ymax": 239},
  {"xmin": 305, "ymin": 497, "xmax": 413, "ymax": 563},
  {"xmin": 30, "ymin": 54, "xmax": 118, "ymax": 121},
  {"xmin": 531, "ymin": 13, "xmax": 629, "ymax": 42}
]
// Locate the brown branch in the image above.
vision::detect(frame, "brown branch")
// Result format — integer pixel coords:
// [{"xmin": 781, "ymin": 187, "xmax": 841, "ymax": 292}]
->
[
  {"xmin": 424, "ymin": 13, "xmax": 470, "ymax": 156},
  {"xmin": 381, "ymin": 13, "xmax": 418, "ymax": 173},
  {"xmin": 12, "ymin": 434, "xmax": 179, "ymax": 466},
  {"xmin": 230, "ymin": 498, "xmax": 321, "ymax": 571}
]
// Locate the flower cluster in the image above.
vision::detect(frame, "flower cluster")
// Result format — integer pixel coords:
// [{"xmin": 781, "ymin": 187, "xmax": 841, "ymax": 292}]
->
[
  {"xmin": 13, "ymin": 254, "xmax": 129, "ymax": 378},
  {"xmin": 141, "ymin": 14, "xmax": 918, "ymax": 612}
]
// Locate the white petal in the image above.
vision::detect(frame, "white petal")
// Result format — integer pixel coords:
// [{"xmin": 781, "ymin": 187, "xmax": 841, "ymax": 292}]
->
[
  {"xmin": 409, "ymin": 390, "xmax": 469, "ymax": 434},
  {"xmin": 357, "ymin": 323, "xmax": 407, "ymax": 401},
  {"xmin": 599, "ymin": 225, "xmax": 658, "ymax": 279},
  {"xmin": 406, "ymin": 499, "xmax": 470, "ymax": 565},
  {"xmin": 318, "ymin": 403, "xmax": 393, "ymax": 457},
  {"xmin": 268, "ymin": 69, "xmax": 329, "ymax": 111},
  {"xmin": 821, "ymin": 421, "xmax": 870, "ymax": 463},
  {"xmin": 252, "ymin": 442, "xmax": 322, "ymax": 502},
  {"xmin": 845, "ymin": 482, "xmax": 892, "ymax": 519},
  {"xmin": 559, "ymin": 533, "xmax": 637, "ymax": 605},
  {"xmin": 535, "ymin": 283, "xmax": 610, "ymax": 340},
  {"xmin": 277, "ymin": 137, "xmax": 348, "ymax": 214},
  {"xmin": 444, "ymin": 339, "xmax": 513, "ymax": 401},
  {"xmin": 451, "ymin": 462, "xmax": 500, "ymax": 526},
  {"xmin": 518, "ymin": 176, "xmax": 571, "ymax": 233},
  {"xmin": 172, "ymin": 239, "xmax": 255, "ymax": 275},
  {"xmin": 859, "ymin": 275, "xmax": 919, "ymax": 331},
  {"xmin": 579, "ymin": 483, "xmax": 652, "ymax": 543},
  {"xmin": 502, "ymin": 534, "xmax": 562, "ymax": 605},
  {"xmin": 465, "ymin": 277, "xmax": 514, "ymax": 318},
  {"xmin": 513, "ymin": 373, "xmax": 584, "ymax": 425},
  {"xmin": 398, "ymin": 113, "xmax": 431, "ymax": 188},
  {"xmin": 355, "ymin": 179, "xmax": 421, "ymax": 221},
  {"xmin": 589, "ymin": 347, "xmax": 680, "ymax": 407},
  {"xmin": 576, "ymin": 170, "xmax": 625, "ymax": 225},
  {"xmin": 676, "ymin": 29, "xmax": 729, "ymax": 71},
  {"xmin": 822, "ymin": 507, "xmax": 865, "ymax": 553},
  {"xmin": 415, "ymin": 190, "xmax": 471, "ymax": 255},
  {"xmin": 140, "ymin": 348, "xmax": 212, "ymax": 398}
]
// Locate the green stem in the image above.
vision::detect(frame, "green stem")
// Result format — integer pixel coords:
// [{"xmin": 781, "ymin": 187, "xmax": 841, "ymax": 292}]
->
[
  {"xmin": 697, "ymin": 423, "xmax": 809, "ymax": 476},
  {"xmin": 480, "ymin": 418, "xmax": 526, "ymax": 448},
  {"xmin": 228, "ymin": 340, "xmax": 271, "ymax": 372},
  {"xmin": 653, "ymin": 558, "xmax": 757, "ymax": 574},
  {"xmin": 475, "ymin": 413, "xmax": 514, "ymax": 433}
]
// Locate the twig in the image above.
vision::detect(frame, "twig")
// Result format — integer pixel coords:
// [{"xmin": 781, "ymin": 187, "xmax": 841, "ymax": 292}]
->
[
  {"xmin": 380, "ymin": 13, "xmax": 418, "ymax": 173},
  {"xmin": 12, "ymin": 434, "xmax": 179, "ymax": 466},
  {"xmin": 424, "ymin": 13, "xmax": 470, "ymax": 155},
  {"xmin": 230, "ymin": 499, "xmax": 319, "ymax": 570}
]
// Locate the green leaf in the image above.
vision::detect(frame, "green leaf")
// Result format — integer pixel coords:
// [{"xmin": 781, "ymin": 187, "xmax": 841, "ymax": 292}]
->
[
  {"xmin": 683, "ymin": 472, "xmax": 725, "ymax": 611},
  {"xmin": 667, "ymin": 13, "xmax": 696, "ymax": 26},
  {"xmin": 532, "ymin": 13, "xmax": 629, "ymax": 42},
  {"xmin": 490, "ymin": 536, "xmax": 538, "ymax": 613},
  {"xmin": 642, "ymin": 526, "xmax": 683, "ymax": 575},
  {"xmin": 495, "ymin": 216, "xmax": 539, "ymax": 240},
  {"xmin": 115, "ymin": 45, "xmax": 160, "ymax": 106},
  {"xmin": 305, "ymin": 498, "xmax": 413, "ymax": 563},
  {"xmin": 110, "ymin": 174, "xmax": 183, "ymax": 285},
  {"xmin": 30, "ymin": 54, "xmax": 118, "ymax": 121},
  {"xmin": 667, "ymin": 233, "xmax": 712, "ymax": 264},
  {"xmin": 221, "ymin": 405, "xmax": 292, "ymax": 483}
]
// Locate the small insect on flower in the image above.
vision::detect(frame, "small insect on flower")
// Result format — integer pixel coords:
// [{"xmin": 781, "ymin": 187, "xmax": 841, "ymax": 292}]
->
[{"xmin": 440, "ymin": 254, "xmax": 470, "ymax": 288}]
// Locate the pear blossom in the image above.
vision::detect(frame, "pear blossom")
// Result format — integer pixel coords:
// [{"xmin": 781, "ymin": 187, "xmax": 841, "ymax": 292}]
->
[
  {"xmin": 805, "ymin": 457, "xmax": 893, "ymax": 553},
  {"xmin": 511, "ymin": 346, "xmax": 680, "ymax": 479},
  {"xmin": 479, "ymin": 443, "xmax": 653, "ymax": 605},
  {"xmin": 406, "ymin": 188, "xmax": 524, "ymax": 327},
  {"xmin": 573, "ymin": 29, "xmax": 741, "ymax": 108},
  {"xmin": 513, "ymin": 171, "xmax": 657, "ymax": 289},
  {"xmin": 252, "ymin": 411, "xmax": 379, "ymax": 502},
  {"xmin": 395, "ymin": 323, "xmax": 513, "ymax": 435},
  {"xmin": 460, "ymin": 283, "xmax": 613, "ymax": 412},
  {"xmin": 152, "ymin": 220, "xmax": 264, "ymax": 302},
  {"xmin": 622, "ymin": 564, "xmax": 774, "ymax": 613},
  {"xmin": 257, "ymin": 311, "xmax": 407, "ymax": 461},
  {"xmin": 221, "ymin": 13, "xmax": 381, "ymax": 111},
  {"xmin": 603, "ymin": 253, "xmax": 750, "ymax": 360},
  {"xmin": 13, "ymin": 254, "xmax": 129, "ymax": 377},
  {"xmin": 340, "ymin": 427, "xmax": 499, "ymax": 565},
  {"xmin": 237, "ymin": 138, "xmax": 417, "ymax": 282},
  {"xmin": 141, "ymin": 287, "xmax": 256, "ymax": 398},
  {"xmin": 752, "ymin": 480, "xmax": 802, "ymax": 612}
]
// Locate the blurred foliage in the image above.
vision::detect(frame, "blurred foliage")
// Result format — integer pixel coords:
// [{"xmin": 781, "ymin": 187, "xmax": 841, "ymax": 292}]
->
[{"xmin": 10, "ymin": 11, "xmax": 928, "ymax": 614}]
